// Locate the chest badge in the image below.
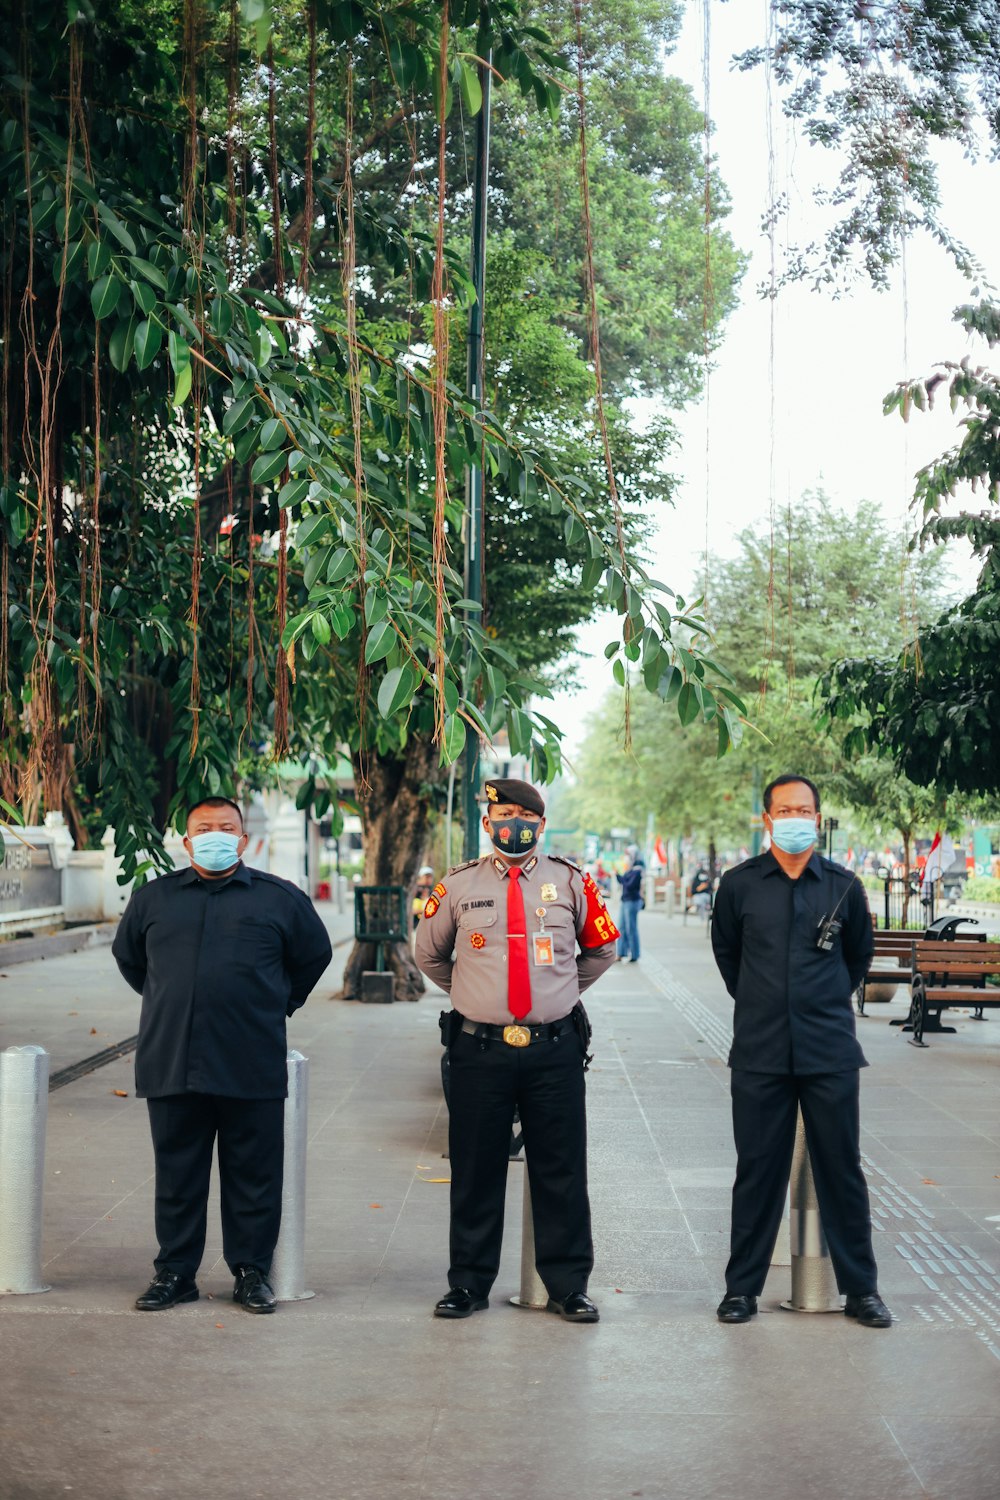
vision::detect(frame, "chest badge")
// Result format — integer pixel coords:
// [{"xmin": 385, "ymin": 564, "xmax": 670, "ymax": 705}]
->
[
  {"xmin": 540, "ymin": 882, "xmax": 557, "ymax": 903},
  {"xmin": 470, "ymin": 932, "xmax": 486, "ymax": 949}
]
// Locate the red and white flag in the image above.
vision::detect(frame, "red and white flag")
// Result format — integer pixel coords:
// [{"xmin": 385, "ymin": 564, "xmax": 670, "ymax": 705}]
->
[{"xmin": 922, "ymin": 831, "xmax": 955, "ymax": 884}]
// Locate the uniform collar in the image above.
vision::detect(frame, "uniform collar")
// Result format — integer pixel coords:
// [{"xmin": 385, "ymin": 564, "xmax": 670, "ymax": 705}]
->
[
  {"xmin": 176, "ymin": 861, "xmax": 251, "ymax": 887},
  {"xmin": 490, "ymin": 854, "xmax": 539, "ymax": 879},
  {"xmin": 760, "ymin": 848, "xmax": 823, "ymax": 881}
]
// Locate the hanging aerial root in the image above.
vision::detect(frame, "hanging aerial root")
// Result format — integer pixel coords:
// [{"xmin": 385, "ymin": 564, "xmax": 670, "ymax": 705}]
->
[
  {"xmin": 430, "ymin": 0, "xmax": 451, "ymax": 753},
  {"xmin": 572, "ymin": 0, "xmax": 630, "ymax": 746}
]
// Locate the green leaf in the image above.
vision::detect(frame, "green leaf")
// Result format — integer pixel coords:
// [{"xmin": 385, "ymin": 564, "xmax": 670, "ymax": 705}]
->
[
  {"xmin": 96, "ymin": 200, "xmax": 137, "ymax": 255},
  {"xmin": 133, "ymin": 318, "xmax": 163, "ymax": 371},
  {"xmin": 458, "ymin": 59, "xmax": 483, "ymax": 116},
  {"xmin": 377, "ymin": 664, "xmax": 417, "ymax": 719},
  {"xmin": 363, "ymin": 618, "xmax": 394, "ymax": 664},
  {"xmin": 168, "ymin": 330, "xmax": 190, "ymax": 376},
  {"xmin": 130, "ymin": 279, "xmax": 157, "ymax": 315},
  {"xmin": 325, "ymin": 546, "xmax": 355, "ymax": 583},
  {"xmin": 128, "ymin": 256, "xmax": 168, "ymax": 291},
  {"xmin": 173, "ymin": 362, "xmax": 192, "ymax": 405},
  {"xmin": 441, "ymin": 712, "xmax": 466, "ymax": 765},
  {"xmin": 223, "ymin": 396, "xmax": 255, "ymax": 436},
  {"xmin": 87, "ymin": 239, "xmax": 111, "ymax": 280},
  {"xmin": 250, "ymin": 448, "xmax": 287, "ymax": 486},
  {"xmin": 677, "ymin": 681, "xmax": 700, "ymax": 727},
  {"xmin": 90, "ymin": 273, "xmax": 121, "ymax": 320},
  {"xmin": 258, "ymin": 416, "xmax": 285, "ymax": 451},
  {"xmin": 277, "ymin": 476, "xmax": 310, "ymax": 510},
  {"xmin": 294, "ymin": 513, "xmax": 329, "ymax": 551},
  {"xmin": 108, "ymin": 316, "xmax": 136, "ymax": 372},
  {"xmin": 311, "ymin": 613, "xmax": 331, "ymax": 646}
]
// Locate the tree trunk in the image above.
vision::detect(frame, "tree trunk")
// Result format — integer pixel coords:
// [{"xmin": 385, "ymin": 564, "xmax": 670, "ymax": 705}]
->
[
  {"xmin": 338, "ymin": 733, "xmax": 447, "ymax": 1002},
  {"xmin": 901, "ymin": 830, "xmax": 912, "ymax": 928}
]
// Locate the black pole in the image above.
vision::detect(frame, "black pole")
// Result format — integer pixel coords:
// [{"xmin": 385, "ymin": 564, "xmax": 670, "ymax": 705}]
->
[{"xmin": 461, "ymin": 45, "xmax": 491, "ymax": 861}]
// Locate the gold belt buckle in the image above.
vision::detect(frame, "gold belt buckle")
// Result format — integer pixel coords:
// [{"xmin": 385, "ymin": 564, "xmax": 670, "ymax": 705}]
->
[{"xmin": 502, "ymin": 1024, "xmax": 531, "ymax": 1048}]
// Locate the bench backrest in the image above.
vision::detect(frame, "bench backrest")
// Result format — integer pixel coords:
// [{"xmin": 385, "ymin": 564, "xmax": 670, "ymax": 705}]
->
[{"xmin": 912, "ymin": 940, "xmax": 1000, "ymax": 977}]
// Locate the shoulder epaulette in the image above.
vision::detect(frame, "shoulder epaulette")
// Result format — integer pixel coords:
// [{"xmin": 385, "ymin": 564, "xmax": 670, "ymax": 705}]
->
[
  {"xmin": 548, "ymin": 854, "xmax": 582, "ymax": 872},
  {"xmin": 446, "ymin": 857, "xmax": 483, "ymax": 877}
]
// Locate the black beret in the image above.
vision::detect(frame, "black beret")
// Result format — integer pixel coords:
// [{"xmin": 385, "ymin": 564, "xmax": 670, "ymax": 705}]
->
[{"xmin": 483, "ymin": 778, "xmax": 545, "ymax": 817}]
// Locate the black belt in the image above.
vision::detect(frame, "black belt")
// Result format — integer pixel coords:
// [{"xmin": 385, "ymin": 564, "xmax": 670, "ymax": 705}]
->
[{"xmin": 460, "ymin": 1016, "xmax": 574, "ymax": 1046}]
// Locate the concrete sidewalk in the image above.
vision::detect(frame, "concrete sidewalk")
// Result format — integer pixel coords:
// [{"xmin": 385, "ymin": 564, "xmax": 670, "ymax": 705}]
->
[{"xmin": 1, "ymin": 908, "xmax": 999, "ymax": 1499}]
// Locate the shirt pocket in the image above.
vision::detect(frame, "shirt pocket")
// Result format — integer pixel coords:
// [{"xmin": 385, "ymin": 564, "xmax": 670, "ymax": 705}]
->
[
  {"xmin": 457, "ymin": 909, "xmax": 498, "ymax": 932},
  {"xmin": 537, "ymin": 908, "xmax": 576, "ymax": 956},
  {"xmin": 216, "ymin": 914, "xmax": 284, "ymax": 969}
]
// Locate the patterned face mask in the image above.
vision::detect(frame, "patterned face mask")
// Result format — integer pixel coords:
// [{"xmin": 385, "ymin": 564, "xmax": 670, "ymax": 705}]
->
[{"xmin": 488, "ymin": 817, "xmax": 540, "ymax": 855}]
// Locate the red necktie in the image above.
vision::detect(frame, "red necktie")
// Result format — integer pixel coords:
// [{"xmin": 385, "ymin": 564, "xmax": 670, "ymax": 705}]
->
[{"xmin": 506, "ymin": 866, "xmax": 532, "ymax": 1020}]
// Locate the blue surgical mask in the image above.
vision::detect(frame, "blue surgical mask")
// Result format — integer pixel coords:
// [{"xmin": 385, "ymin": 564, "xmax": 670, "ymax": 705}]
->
[
  {"xmin": 769, "ymin": 818, "xmax": 818, "ymax": 855},
  {"xmin": 190, "ymin": 831, "xmax": 242, "ymax": 871}
]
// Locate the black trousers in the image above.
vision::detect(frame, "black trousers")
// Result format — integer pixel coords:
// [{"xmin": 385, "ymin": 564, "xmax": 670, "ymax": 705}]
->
[
  {"xmin": 726, "ymin": 1069, "xmax": 879, "ymax": 1297},
  {"xmin": 446, "ymin": 1028, "xmax": 593, "ymax": 1301},
  {"xmin": 146, "ymin": 1093, "xmax": 285, "ymax": 1280}
]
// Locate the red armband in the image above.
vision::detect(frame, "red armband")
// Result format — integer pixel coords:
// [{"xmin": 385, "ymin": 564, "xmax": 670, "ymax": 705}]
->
[{"xmin": 579, "ymin": 872, "xmax": 620, "ymax": 947}]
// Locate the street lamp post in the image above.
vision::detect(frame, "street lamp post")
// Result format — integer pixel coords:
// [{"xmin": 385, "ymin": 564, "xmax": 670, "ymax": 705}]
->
[{"xmin": 461, "ymin": 44, "xmax": 492, "ymax": 862}]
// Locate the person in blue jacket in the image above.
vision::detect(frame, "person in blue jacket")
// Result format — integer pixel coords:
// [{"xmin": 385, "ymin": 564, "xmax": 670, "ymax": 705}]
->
[{"xmin": 616, "ymin": 846, "xmax": 644, "ymax": 963}]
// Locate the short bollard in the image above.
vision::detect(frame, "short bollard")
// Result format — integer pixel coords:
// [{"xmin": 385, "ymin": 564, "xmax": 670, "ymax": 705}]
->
[
  {"xmin": 780, "ymin": 1109, "xmax": 842, "ymax": 1313},
  {"xmin": 509, "ymin": 1163, "xmax": 547, "ymax": 1310},
  {"xmin": 0, "ymin": 1045, "xmax": 52, "ymax": 1295},
  {"xmin": 270, "ymin": 1049, "xmax": 315, "ymax": 1303}
]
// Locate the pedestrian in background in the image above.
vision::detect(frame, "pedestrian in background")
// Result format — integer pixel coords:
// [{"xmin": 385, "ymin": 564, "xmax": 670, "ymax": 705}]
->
[
  {"xmin": 617, "ymin": 845, "xmax": 644, "ymax": 963},
  {"xmin": 415, "ymin": 777, "xmax": 619, "ymax": 1323},
  {"xmin": 113, "ymin": 796, "xmax": 333, "ymax": 1315},
  {"xmin": 710, "ymin": 773, "xmax": 891, "ymax": 1329}
]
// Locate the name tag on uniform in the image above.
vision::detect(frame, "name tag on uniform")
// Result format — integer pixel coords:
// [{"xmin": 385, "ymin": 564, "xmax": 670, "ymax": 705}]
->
[{"xmin": 533, "ymin": 933, "xmax": 554, "ymax": 966}]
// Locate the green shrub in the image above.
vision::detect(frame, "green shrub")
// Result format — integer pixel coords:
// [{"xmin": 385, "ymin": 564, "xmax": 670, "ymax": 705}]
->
[{"xmin": 957, "ymin": 875, "xmax": 1000, "ymax": 904}]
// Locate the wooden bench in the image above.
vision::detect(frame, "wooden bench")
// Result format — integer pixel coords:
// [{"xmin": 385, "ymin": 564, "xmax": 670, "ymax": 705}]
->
[
  {"xmin": 908, "ymin": 940, "xmax": 1000, "ymax": 1047},
  {"xmin": 857, "ymin": 931, "xmax": 924, "ymax": 1015}
]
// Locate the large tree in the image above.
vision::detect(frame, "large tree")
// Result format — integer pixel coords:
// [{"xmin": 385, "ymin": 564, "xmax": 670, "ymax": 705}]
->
[
  {"xmin": 564, "ymin": 491, "xmax": 951, "ymax": 854},
  {"xmin": 1, "ymin": 1, "xmax": 745, "ymax": 1000},
  {"xmin": 732, "ymin": 0, "xmax": 1000, "ymax": 287},
  {"xmin": 821, "ymin": 302, "xmax": 1000, "ymax": 795}
]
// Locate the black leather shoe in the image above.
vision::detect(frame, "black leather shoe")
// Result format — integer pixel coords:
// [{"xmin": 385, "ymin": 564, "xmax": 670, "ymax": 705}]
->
[
  {"xmin": 135, "ymin": 1271, "xmax": 199, "ymax": 1311},
  {"xmin": 433, "ymin": 1287, "xmax": 489, "ymax": 1318},
  {"xmin": 716, "ymin": 1293, "xmax": 757, "ymax": 1323},
  {"xmin": 233, "ymin": 1265, "xmax": 277, "ymax": 1314},
  {"xmin": 547, "ymin": 1292, "xmax": 600, "ymax": 1322},
  {"xmin": 845, "ymin": 1292, "xmax": 892, "ymax": 1327}
]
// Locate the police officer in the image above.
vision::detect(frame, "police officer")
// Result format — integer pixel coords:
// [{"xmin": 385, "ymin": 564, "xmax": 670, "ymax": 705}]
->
[
  {"xmin": 113, "ymin": 796, "xmax": 333, "ymax": 1314},
  {"xmin": 415, "ymin": 777, "xmax": 619, "ymax": 1322},
  {"xmin": 710, "ymin": 774, "xmax": 892, "ymax": 1328}
]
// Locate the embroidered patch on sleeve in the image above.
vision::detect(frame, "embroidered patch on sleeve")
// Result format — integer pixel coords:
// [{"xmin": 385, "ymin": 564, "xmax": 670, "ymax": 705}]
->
[
  {"xmin": 423, "ymin": 897, "xmax": 440, "ymax": 919},
  {"xmin": 579, "ymin": 872, "xmax": 620, "ymax": 947}
]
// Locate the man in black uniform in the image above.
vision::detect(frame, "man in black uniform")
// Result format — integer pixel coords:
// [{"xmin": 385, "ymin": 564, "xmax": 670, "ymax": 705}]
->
[
  {"xmin": 415, "ymin": 777, "xmax": 619, "ymax": 1322},
  {"xmin": 710, "ymin": 774, "xmax": 892, "ymax": 1329},
  {"xmin": 113, "ymin": 796, "xmax": 332, "ymax": 1313}
]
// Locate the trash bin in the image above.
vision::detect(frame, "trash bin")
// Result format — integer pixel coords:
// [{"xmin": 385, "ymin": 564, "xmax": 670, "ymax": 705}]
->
[
  {"xmin": 315, "ymin": 880, "xmax": 331, "ymax": 901},
  {"xmin": 354, "ymin": 886, "xmax": 408, "ymax": 1003}
]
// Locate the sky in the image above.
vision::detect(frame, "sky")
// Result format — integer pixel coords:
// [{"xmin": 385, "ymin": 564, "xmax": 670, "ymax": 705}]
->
[{"xmin": 544, "ymin": 0, "xmax": 999, "ymax": 760}]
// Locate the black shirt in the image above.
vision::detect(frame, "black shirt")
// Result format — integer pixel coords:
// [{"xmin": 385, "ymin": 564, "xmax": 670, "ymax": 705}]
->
[
  {"xmin": 112, "ymin": 863, "xmax": 333, "ymax": 1099},
  {"xmin": 710, "ymin": 850, "xmax": 873, "ymax": 1075}
]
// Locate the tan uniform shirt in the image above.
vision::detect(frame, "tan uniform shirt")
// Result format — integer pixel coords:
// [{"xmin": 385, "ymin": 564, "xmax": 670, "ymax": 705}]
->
[{"xmin": 414, "ymin": 853, "xmax": 618, "ymax": 1024}]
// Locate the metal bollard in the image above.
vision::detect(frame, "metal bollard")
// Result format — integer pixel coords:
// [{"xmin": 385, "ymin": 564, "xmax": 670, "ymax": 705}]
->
[
  {"xmin": 270, "ymin": 1050, "xmax": 315, "ymax": 1302},
  {"xmin": 509, "ymin": 1162, "xmax": 548, "ymax": 1309},
  {"xmin": 0, "ymin": 1045, "xmax": 52, "ymax": 1295},
  {"xmin": 780, "ymin": 1109, "xmax": 843, "ymax": 1312}
]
